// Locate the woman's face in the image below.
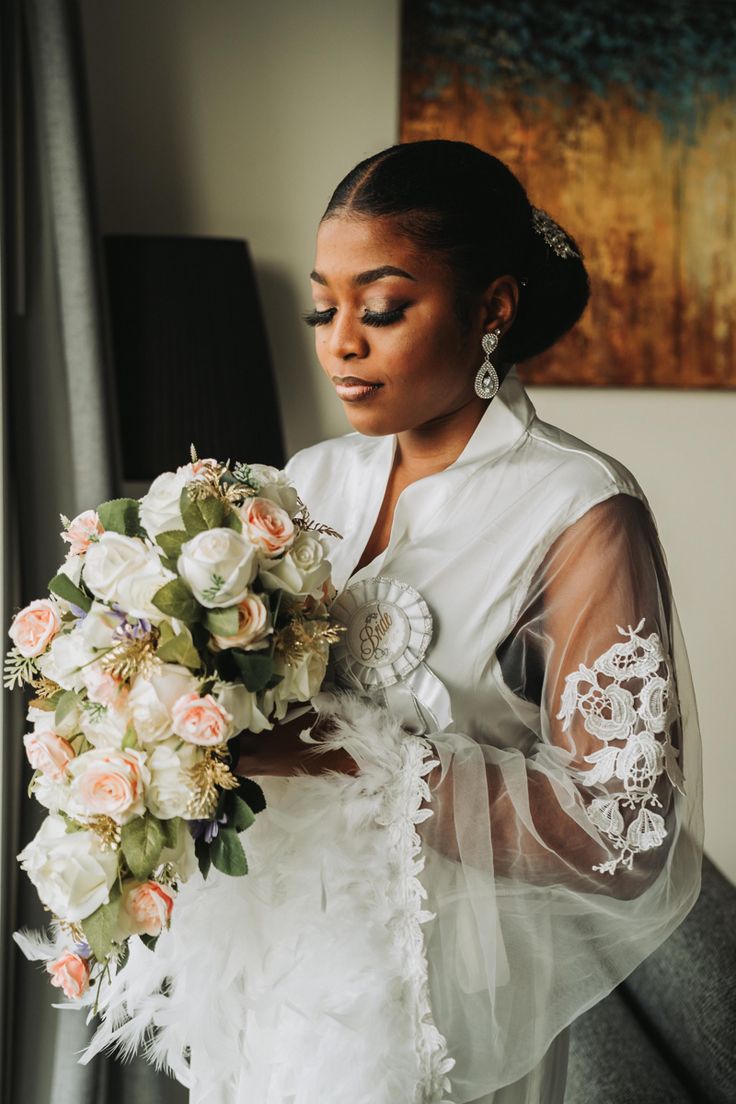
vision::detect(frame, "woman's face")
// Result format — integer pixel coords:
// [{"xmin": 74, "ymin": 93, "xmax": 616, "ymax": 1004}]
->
[{"xmin": 307, "ymin": 214, "xmax": 489, "ymax": 437}]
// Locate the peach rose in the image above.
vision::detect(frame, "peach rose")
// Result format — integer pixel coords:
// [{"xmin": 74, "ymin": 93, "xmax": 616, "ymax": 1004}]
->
[
  {"xmin": 9, "ymin": 599, "xmax": 61, "ymax": 658},
  {"xmin": 171, "ymin": 691, "xmax": 233, "ymax": 746},
  {"xmin": 240, "ymin": 497, "xmax": 295, "ymax": 556},
  {"xmin": 47, "ymin": 951, "xmax": 90, "ymax": 998},
  {"xmin": 211, "ymin": 594, "xmax": 272, "ymax": 651},
  {"xmin": 61, "ymin": 509, "xmax": 104, "ymax": 556},
  {"xmin": 83, "ymin": 663, "xmax": 130, "ymax": 713},
  {"xmin": 23, "ymin": 730, "xmax": 75, "ymax": 781},
  {"xmin": 124, "ymin": 880, "xmax": 175, "ymax": 936},
  {"xmin": 66, "ymin": 748, "xmax": 149, "ymax": 824}
]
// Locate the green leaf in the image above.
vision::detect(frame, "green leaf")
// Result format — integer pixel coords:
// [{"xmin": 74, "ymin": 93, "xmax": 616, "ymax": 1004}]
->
[
  {"xmin": 179, "ymin": 487, "xmax": 208, "ymax": 537},
  {"xmin": 54, "ymin": 690, "xmax": 80, "ymax": 728},
  {"xmin": 227, "ymin": 793, "xmax": 256, "ymax": 833},
  {"xmin": 210, "ymin": 828, "xmax": 248, "ymax": 876},
  {"xmin": 237, "ymin": 776, "xmax": 267, "ymax": 815},
  {"xmin": 48, "ymin": 573, "xmax": 92, "ymax": 613},
  {"xmin": 222, "ymin": 509, "xmax": 242, "ymax": 533},
  {"xmin": 203, "ymin": 606, "xmax": 240, "ymax": 638},
  {"xmin": 230, "ymin": 650, "xmax": 274, "ymax": 693},
  {"xmin": 152, "ymin": 578, "xmax": 201, "ymax": 624},
  {"xmin": 160, "ymin": 816, "xmax": 180, "ymax": 851},
  {"xmin": 81, "ymin": 882, "xmax": 122, "ymax": 962},
  {"xmin": 194, "ymin": 834, "xmax": 211, "ymax": 880},
  {"xmin": 120, "ymin": 813, "xmax": 166, "ymax": 880},
  {"xmin": 155, "ymin": 529, "xmax": 189, "ymax": 559},
  {"xmin": 199, "ymin": 496, "xmax": 225, "ymax": 530},
  {"xmin": 139, "ymin": 932, "xmax": 160, "ymax": 950},
  {"xmin": 121, "ymin": 721, "xmax": 138, "ymax": 750},
  {"xmin": 157, "ymin": 626, "xmax": 202, "ymax": 669},
  {"xmin": 97, "ymin": 498, "xmax": 143, "ymax": 538}
]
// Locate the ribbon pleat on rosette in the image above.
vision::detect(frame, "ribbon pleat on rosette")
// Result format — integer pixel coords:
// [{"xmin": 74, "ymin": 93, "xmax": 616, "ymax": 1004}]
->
[{"xmin": 324, "ymin": 575, "xmax": 454, "ymax": 735}]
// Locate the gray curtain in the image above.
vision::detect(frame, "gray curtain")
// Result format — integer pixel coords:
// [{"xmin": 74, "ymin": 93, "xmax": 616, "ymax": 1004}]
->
[{"xmin": 0, "ymin": 2, "xmax": 186, "ymax": 1101}]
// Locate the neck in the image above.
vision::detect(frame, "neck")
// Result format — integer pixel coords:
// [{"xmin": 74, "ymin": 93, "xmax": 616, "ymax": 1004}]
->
[{"xmin": 393, "ymin": 392, "xmax": 489, "ymax": 478}]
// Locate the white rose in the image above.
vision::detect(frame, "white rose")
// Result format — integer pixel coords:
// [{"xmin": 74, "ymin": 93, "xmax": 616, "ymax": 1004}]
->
[
  {"xmin": 115, "ymin": 560, "xmax": 176, "ymax": 624},
  {"xmin": 127, "ymin": 664, "xmax": 200, "ymax": 744},
  {"xmin": 158, "ymin": 818, "xmax": 198, "ymax": 881},
  {"xmin": 259, "ymin": 532, "xmax": 331, "ymax": 598},
  {"xmin": 262, "ymin": 649, "xmax": 328, "ymax": 719},
  {"xmin": 17, "ymin": 814, "xmax": 119, "ymax": 922},
  {"xmin": 146, "ymin": 740, "xmax": 198, "ymax": 819},
  {"xmin": 79, "ymin": 706, "xmax": 128, "ymax": 749},
  {"xmin": 178, "ymin": 528, "xmax": 258, "ymax": 609},
  {"xmin": 245, "ymin": 464, "xmax": 300, "ymax": 516},
  {"xmin": 214, "ymin": 682, "xmax": 273, "ymax": 734},
  {"xmin": 139, "ymin": 470, "xmax": 190, "ymax": 537},
  {"xmin": 36, "ymin": 629, "xmax": 94, "ymax": 693},
  {"xmin": 28, "ymin": 700, "xmax": 82, "ymax": 741},
  {"xmin": 32, "ymin": 773, "xmax": 71, "ymax": 814},
  {"xmin": 65, "ymin": 748, "xmax": 150, "ymax": 825},
  {"xmin": 83, "ymin": 533, "xmax": 156, "ymax": 605}
]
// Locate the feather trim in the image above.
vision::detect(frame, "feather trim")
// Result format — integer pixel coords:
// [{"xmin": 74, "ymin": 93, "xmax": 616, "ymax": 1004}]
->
[{"xmin": 79, "ymin": 688, "xmax": 454, "ymax": 1103}]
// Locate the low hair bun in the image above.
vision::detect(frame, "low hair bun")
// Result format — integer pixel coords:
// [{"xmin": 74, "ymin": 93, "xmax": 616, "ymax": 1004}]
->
[{"xmin": 501, "ymin": 210, "xmax": 590, "ymax": 364}]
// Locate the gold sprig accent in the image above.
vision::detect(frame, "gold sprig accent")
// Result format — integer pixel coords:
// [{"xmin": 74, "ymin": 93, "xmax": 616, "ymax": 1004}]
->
[
  {"xmin": 100, "ymin": 629, "xmax": 162, "ymax": 683},
  {"xmin": 30, "ymin": 675, "xmax": 63, "ymax": 700},
  {"xmin": 57, "ymin": 918, "xmax": 87, "ymax": 944},
  {"xmin": 186, "ymin": 463, "xmax": 257, "ymax": 509},
  {"xmin": 85, "ymin": 815, "xmax": 122, "ymax": 851},
  {"xmin": 185, "ymin": 747, "xmax": 239, "ymax": 820},
  {"xmin": 292, "ymin": 497, "xmax": 343, "ymax": 540},
  {"xmin": 274, "ymin": 616, "xmax": 346, "ymax": 668}
]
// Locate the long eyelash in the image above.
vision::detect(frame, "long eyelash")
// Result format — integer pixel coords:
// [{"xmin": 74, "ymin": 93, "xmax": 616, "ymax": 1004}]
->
[
  {"xmin": 302, "ymin": 308, "xmax": 336, "ymax": 327},
  {"xmin": 362, "ymin": 306, "xmax": 407, "ymax": 328}
]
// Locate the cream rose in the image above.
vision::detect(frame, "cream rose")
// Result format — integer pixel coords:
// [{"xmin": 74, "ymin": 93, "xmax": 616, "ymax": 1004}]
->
[
  {"xmin": 240, "ymin": 497, "xmax": 295, "ymax": 556},
  {"xmin": 17, "ymin": 814, "xmax": 118, "ymax": 922},
  {"xmin": 145, "ymin": 740, "xmax": 197, "ymax": 818},
  {"xmin": 245, "ymin": 464, "xmax": 300, "ymax": 516},
  {"xmin": 47, "ymin": 951, "xmax": 90, "ymax": 998},
  {"xmin": 177, "ymin": 528, "xmax": 258, "ymax": 609},
  {"xmin": 171, "ymin": 691, "xmax": 234, "ymax": 746},
  {"xmin": 124, "ymin": 880, "xmax": 175, "ymax": 937},
  {"xmin": 210, "ymin": 594, "xmax": 271, "ymax": 651},
  {"xmin": 127, "ymin": 664, "xmax": 200, "ymax": 744},
  {"xmin": 66, "ymin": 748, "xmax": 149, "ymax": 825},
  {"xmin": 214, "ymin": 682, "xmax": 273, "ymax": 735},
  {"xmin": 262, "ymin": 648, "xmax": 328, "ymax": 720},
  {"xmin": 139, "ymin": 469, "xmax": 189, "ymax": 537},
  {"xmin": 61, "ymin": 510, "xmax": 104, "ymax": 557},
  {"xmin": 259, "ymin": 531, "xmax": 331, "ymax": 598},
  {"xmin": 24, "ymin": 729, "xmax": 75, "ymax": 781},
  {"xmin": 9, "ymin": 599, "xmax": 61, "ymax": 658},
  {"xmin": 36, "ymin": 629, "xmax": 95, "ymax": 693},
  {"xmin": 83, "ymin": 533, "xmax": 157, "ymax": 604}
]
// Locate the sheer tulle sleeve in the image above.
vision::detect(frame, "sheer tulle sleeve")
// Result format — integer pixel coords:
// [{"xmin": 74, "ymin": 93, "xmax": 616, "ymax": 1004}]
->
[{"xmin": 417, "ymin": 492, "xmax": 704, "ymax": 1099}]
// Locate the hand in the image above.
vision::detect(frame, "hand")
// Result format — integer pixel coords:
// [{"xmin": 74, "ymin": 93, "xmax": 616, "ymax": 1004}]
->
[{"xmin": 233, "ymin": 707, "xmax": 360, "ymax": 779}]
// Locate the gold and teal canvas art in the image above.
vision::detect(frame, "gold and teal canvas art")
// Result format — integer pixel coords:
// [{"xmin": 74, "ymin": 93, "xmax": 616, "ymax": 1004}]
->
[{"xmin": 400, "ymin": 0, "xmax": 736, "ymax": 387}]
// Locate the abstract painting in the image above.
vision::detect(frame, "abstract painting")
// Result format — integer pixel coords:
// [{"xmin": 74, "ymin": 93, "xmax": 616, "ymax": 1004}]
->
[{"xmin": 400, "ymin": 0, "xmax": 736, "ymax": 387}]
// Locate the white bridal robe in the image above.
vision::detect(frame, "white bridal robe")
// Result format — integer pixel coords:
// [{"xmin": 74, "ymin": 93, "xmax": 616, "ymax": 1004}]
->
[{"xmin": 84, "ymin": 366, "xmax": 704, "ymax": 1104}]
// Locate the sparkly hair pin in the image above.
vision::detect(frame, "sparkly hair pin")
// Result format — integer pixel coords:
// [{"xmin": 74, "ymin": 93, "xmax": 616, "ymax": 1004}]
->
[
  {"xmin": 517, "ymin": 206, "xmax": 581, "ymax": 286},
  {"xmin": 530, "ymin": 206, "xmax": 582, "ymax": 261}
]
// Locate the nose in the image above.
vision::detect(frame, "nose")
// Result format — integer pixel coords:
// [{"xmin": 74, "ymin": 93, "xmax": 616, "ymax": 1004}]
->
[{"xmin": 326, "ymin": 310, "xmax": 368, "ymax": 361}]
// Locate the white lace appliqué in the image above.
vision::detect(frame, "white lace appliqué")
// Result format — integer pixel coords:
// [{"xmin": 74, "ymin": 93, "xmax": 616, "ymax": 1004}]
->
[{"xmin": 556, "ymin": 618, "xmax": 686, "ymax": 876}]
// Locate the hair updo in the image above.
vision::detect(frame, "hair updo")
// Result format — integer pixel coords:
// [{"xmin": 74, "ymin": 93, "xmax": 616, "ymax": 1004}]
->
[{"xmin": 321, "ymin": 139, "xmax": 590, "ymax": 365}]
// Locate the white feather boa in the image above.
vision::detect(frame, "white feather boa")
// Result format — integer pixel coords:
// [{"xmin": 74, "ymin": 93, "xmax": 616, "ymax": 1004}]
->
[{"xmin": 78, "ymin": 688, "xmax": 455, "ymax": 1104}]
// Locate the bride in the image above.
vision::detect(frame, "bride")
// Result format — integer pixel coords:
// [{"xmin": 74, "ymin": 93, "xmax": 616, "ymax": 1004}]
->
[{"xmin": 85, "ymin": 140, "xmax": 704, "ymax": 1104}]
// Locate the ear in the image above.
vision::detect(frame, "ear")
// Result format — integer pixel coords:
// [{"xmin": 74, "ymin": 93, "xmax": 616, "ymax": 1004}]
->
[{"xmin": 480, "ymin": 275, "xmax": 519, "ymax": 337}]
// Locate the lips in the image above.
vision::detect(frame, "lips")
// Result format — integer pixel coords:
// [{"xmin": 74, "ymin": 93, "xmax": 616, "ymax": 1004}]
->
[{"xmin": 333, "ymin": 376, "xmax": 382, "ymax": 386}]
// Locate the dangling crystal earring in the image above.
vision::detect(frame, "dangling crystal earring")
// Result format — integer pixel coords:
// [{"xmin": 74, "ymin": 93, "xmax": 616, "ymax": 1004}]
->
[{"xmin": 474, "ymin": 329, "xmax": 501, "ymax": 400}]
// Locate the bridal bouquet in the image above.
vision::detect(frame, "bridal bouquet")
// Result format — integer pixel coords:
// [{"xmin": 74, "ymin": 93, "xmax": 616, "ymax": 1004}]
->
[{"xmin": 6, "ymin": 449, "xmax": 343, "ymax": 1003}]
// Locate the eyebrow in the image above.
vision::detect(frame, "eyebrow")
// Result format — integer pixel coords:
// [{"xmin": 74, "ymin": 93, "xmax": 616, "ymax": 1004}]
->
[{"xmin": 309, "ymin": 265, "xmax": 417, "ymax": 287}]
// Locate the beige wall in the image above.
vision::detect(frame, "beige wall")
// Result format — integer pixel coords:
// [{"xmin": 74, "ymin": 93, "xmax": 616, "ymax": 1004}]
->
[{"xmin": 78, "ymin": 0, "xmax": 735, "ymax": 882}]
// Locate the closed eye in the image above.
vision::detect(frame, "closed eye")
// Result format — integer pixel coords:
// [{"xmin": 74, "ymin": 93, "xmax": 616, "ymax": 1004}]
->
[{"xmin": 301, "ymin": 305, "xmax": 409, "ymax": 328}]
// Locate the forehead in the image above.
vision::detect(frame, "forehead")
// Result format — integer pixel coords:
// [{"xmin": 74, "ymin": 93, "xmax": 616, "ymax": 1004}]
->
[{"xmin": 313, "ymin": 214, "xmax": 432, "ymax": 279}]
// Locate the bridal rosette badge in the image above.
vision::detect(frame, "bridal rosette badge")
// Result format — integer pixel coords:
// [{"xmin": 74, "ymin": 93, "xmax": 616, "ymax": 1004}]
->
[{"xmin": 6, "ymin": 447, "xmax": 344, "ymax": 1004}]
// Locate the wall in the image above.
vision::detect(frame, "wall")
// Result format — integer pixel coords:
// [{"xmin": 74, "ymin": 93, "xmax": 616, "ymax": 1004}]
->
[{"xmin": 77, "ymin": 0, "xmax": 735, "ymax": 882}]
